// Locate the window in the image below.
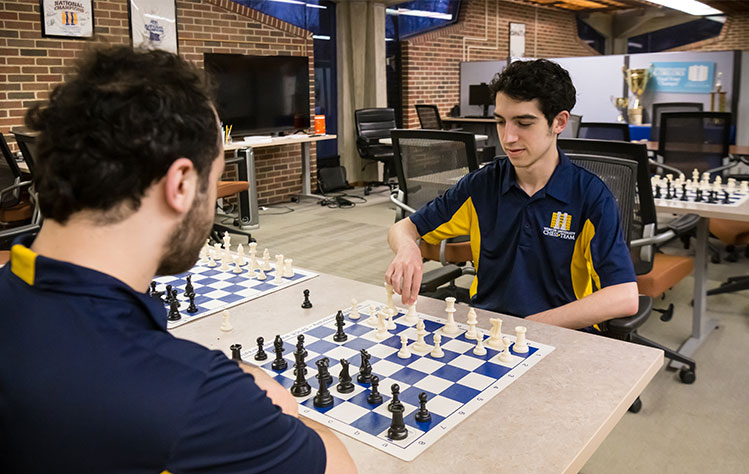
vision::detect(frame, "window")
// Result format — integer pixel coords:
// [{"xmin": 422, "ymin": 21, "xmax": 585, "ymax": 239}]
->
[
  {"xmin": 576, "ymin": 17, "xmax": 605, "ymax": 55},
  {"xmin": 628, "ymin": 17, "xmax": 724, "ymax": 54},
  {"xmin": 385, "ymin": 0, "xmax": 462, "ymax": 41}
]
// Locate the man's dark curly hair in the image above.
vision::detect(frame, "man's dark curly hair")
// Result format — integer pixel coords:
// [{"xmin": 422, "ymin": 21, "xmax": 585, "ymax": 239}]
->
[
  {"xmin": 25, "ymin": 46, "xmax": 220, "ymax": 224},
  {"xmin": 488, "ymin": 59, "xmax": 576, "ymax": 126}
]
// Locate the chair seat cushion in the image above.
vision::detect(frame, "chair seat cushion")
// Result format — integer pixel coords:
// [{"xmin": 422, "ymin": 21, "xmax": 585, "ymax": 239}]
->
[
  {"xmin": 0, "ymin": 250, "xmax": 8, "ymax": 266},
  {"xmin": 0, "ymin": 201, "xmax": 32, "ymax": 222},
  {"xmin": 709, "ymin": 218, "xmax": 749, "ymax": 245},
  {"xmin": 216, "ymin": 181, "xmax": 249, "ymax": 199},
  {"xmin": 420, "ymin": 239, "xmax": 473, "ymax": 264},
  {"xmin": 636, "ymin": 254, "xmax": 694, "ymax": 297}
]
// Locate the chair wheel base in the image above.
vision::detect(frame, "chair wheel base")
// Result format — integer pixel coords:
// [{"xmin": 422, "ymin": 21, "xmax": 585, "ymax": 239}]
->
[
  {"xmin": 628, "ymin": 397, "xmax": 642, "ymax": 413},
  {"xmin": 679, "ymin": 367, "xmax": 696, "ymax": 384}
]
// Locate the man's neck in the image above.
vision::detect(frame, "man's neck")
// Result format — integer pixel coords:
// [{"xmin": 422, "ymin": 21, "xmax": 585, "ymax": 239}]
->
[
  {"xmin": 30, "ymin": 213, "xmax": 168, "ymax": 293},
  {"xmin": 515, "ymin": 143, "xmax": 560, "ymax": 197}
]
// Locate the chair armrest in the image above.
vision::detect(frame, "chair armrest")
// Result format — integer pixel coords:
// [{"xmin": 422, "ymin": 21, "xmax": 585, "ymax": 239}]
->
[
  {"xmin": 648, "ymin": 158, "xmax": 684, "ymax": 177},
  {"xmin": 390, "ymin": 190, "xmax": 416, "ymax": 215},
  {"xmin": 0, "ymin": 180, "xmax": 32, "ymax": 200},
  {"xmin": 666, "ymin": 213, "xmax": 700, "ymax": 234},
  {"xmin": 605, "ymin": 295, "xmax": 653, "ymax": 338}
]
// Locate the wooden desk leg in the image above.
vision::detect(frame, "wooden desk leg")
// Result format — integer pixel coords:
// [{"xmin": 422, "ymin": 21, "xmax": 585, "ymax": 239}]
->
[{"xmin": 669, "ymin": 217, "xmax": 720, "ymax": 370}]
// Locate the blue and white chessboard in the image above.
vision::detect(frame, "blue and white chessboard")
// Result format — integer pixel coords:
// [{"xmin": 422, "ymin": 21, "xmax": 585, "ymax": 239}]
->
[
  {"xmin": 154, "ymin": 257, "xmax": 317, "ymax": 329},
  {"xmin": 653, "ymin": 188, "xmax": 748, "ymax": 206},
  {"xmin": 243, "ymin": 300, "xmax": 554, "ymax": 461}
]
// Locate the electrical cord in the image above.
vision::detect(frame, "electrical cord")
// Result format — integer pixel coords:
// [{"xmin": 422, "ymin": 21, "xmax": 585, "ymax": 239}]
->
[{"xmin": 318, "ymin": 192, "xmax": 367, "ymax": 209}]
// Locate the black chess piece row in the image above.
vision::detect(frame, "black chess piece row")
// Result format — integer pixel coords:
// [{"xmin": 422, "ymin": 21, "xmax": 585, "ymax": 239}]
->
[{"xmin": 149, "ymin": 276, "xmax": 198, "ymax": 322}]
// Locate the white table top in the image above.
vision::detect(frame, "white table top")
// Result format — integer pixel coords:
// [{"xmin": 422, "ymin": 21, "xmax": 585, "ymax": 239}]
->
[
  {"xmin": 379, "ymin": 134, "xmax": 489, "ymax": 146},
  {"xmin": 654, "ymin": 194, "xmax": 749, "ymax": 222},
  {"xmin": 172, "ymin": 272, "xmax": 662, "ymax": 474},
  {"xmin": 224, "ymin": 134, "xmax": 336, "ymax": 151}
]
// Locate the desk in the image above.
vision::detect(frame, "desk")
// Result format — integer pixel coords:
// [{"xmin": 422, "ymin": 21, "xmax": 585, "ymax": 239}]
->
[
  {"xmin": 379, "ymin": 134, "xmax": 489, "ymax": 146},
  {"xmin": 172, "ymin": 272, "xmax": 662, "ymax": 474},
  {"xmin": 221, "ymin": 134, "xmax": 336, "ymax": 229}
]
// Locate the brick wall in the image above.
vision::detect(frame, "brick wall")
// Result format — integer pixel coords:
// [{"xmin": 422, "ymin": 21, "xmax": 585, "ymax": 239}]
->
[
  {"xmin": 667, "ymin": 13, "xmax": 749, "ymax": 52},
  {"xmin": 0, "ymin": 0, "xmax": 315, "ymax": 205},
  {"xmin": 401, "ymin": 0, "xmax": 599, "ymax": 128}
]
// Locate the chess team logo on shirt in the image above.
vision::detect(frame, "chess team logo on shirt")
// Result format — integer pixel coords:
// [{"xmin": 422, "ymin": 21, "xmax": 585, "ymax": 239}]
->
[{"xmin": 543, "ymin": 211, "xmax": 576, "ymax": 240}]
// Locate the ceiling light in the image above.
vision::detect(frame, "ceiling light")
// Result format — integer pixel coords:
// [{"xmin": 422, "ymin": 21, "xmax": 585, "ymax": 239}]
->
[
  {"xmin": 646, "ymin": 0, "xmax": 722, "ymax": 16},
  {"xmin": 385, "ymin": 8, "xmax": 453, "ymax": 20}
]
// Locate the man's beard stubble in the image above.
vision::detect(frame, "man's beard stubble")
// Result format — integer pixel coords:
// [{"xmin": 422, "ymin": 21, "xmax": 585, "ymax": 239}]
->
[{"xmin": 155, "ymin": 190, "xmax": 213, "ymax": 276}]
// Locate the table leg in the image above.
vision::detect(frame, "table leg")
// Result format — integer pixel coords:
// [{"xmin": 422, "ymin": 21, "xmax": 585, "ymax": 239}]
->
[
  {"xmin": 296, "ymin": 141, "xmax": 326, "ymax": 201},
  {"xmin": 668, "ymin": 217, "xmax": 720, "ymax": 369}
]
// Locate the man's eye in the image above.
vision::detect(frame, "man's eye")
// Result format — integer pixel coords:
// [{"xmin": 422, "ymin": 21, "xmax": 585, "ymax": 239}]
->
[
  {"xmin": 518, "ymin": 122, "xmax": 531, "ymax": 127},
  {"xmin": 496, "ymin": 121, "xmax": 505, "ymax": 126}
]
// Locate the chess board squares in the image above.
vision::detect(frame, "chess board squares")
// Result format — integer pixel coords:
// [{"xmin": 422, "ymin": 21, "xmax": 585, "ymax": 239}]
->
[
  {"xmin": 440, "ymin": 338, "xmax": 475, "ymax": 354},
  {"xmin": 377, "ymin": 424, "xmax": 425, "ymax": 448},
  {"xmin": 455, "ymin": 372, "xmax": 495, "ymax": 391},
  {"xmin": 369, "ymin": 359, "xmax": 404, "ymax": 378},
  {"xmin": 448, "ymin": 354, "xmax": 487, "ymax": 372}
]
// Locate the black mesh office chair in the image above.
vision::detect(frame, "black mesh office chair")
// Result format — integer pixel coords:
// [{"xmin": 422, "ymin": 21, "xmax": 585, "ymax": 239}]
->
[
  {"xmin": 354, "ymin": 108, "xmax": 397, "ymax": 195},
  {"xmin": 650, "ymin": 102, "xmax": 703, "ymax": 141},
  {"xmin": 559, "ymin": 114, "xmax": 582, "ymax": 139},
  {"xmin": 11, "ymin": 127, "xmax": 37, "ymax": 177},
  {"xmin": 0, "ymin": 133, "xmax": 40, "ymax": 249},
  {"xmin": 389, "ymin": 129, "xmax": 479, "ymax": 302},
  {"xmin": 414, "ymin": 105, "xmax": 445, "ymax": 130},
  {"xmin": 656, "ymin": 112, "xmax": 732, "ymax": 176},
  {"xmin": 577, "ymin": 122, "xmax": 631, "ymax": 142}
]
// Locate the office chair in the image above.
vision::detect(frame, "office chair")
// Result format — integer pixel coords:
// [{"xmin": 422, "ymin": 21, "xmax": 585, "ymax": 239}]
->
[
  {"xmin": 559, "ymin": 114, "xmax": 582, "ymax": 139},
  {"xmin": 577, "ymin": 122, "xmax": 631, "ymax": 142},
  {"xmin": 388, "ymin": 129, "xmax": 479, "ymax": 302},
  {"xmin": 706, "ymin": 219, "xmax": 749, "ymax": 296},
  {"xmin": 650, "ymin": 102, "xmax": 703, "ymax": 142},
  {"xmin": 210, "ymin": 180, "xmax": 254, "ymax": 245},
  {"xmin": 561, "ymin": 141, "xmax": 697, "ymax": 387},
  {"xmin": 11, "ymin": 127, "xmax": 37, "ymax": 177},
  {"xmin": 414, "ymin": 104, "xmax": 445, "ymax": 130},
  {"xmin": 354, "ymin": 108, "xmax": 397, "ymax": 194},
  {"xmin": 0, "ymin": 134, "xmax": 33, "ymax": 226}
]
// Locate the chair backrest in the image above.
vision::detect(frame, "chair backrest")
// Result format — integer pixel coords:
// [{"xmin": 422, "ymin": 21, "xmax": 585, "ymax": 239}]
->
[
  {"xmin": 391, "ymin": 129, "xmax": 478, "ymax": 212},
  {"xmin": 559, "ymin": 113, "xmax": 582, "ymax": 139},
  {"xmin": 651, "ymin": 102, "xmax": 703, "ymax": 141},
  {"xmin": 578, "ymin": 122, "xmax": 631, "ymax": 142},
  {"xmin": 657, "ymin": 111, "xmax": 731, "ymax": 175},
  {"xmin": 0, "ymin": 134, "xmax": 23, "ymax": 180},
  {"xmin": 11, "ymin": 128, "xmax": 37, "ymax": 176},
  {"xmin": 354, "ymin": 108, "xmax": 396, "ymax": 142},
  {"xmin": 561, "ymin": 143, "xmax": 655, "ymax": 276},
  {"xmin": 414, "ymin": 104, "xmax": 444, "ymax": 130}
]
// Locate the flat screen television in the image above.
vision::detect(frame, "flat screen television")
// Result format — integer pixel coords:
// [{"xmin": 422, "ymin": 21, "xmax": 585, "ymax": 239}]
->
[
  {"xmin": 204, "ymin": 53, "xmax": 310, "ymax": 136},
  {"xmin": 469, "ymin": 83, "xmax": 492, "ymax": 117}
]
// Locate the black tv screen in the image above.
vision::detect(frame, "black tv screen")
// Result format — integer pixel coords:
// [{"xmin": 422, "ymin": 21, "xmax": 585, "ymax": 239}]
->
[{"xmin": 204, "ymin": 53, "xmax": 310, "ymax": 136}]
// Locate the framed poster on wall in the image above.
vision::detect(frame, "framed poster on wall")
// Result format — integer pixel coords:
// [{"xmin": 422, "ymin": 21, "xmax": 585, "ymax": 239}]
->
[
  {"xmin": 509, "ymin": 22, "xmax": 525, "ymax": 58},
  {"xmin": 128, "ymin": 0, "xmax": 179, "ymax": 54},
  {"xmin": 40, "ymin": 0, "xmax": 94, "ymax": 39}
]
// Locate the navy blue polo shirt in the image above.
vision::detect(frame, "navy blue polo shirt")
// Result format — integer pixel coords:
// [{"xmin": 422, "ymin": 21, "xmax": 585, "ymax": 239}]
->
[
  {"xmin": 410, "ymin": 149, "xmax": 636, "ymax": 317},
  {"xmin": 0, "ymin": 241, "xmax": 325, "ymax": 473}
]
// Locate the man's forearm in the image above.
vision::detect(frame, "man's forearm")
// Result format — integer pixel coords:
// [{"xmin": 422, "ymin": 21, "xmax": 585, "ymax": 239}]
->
[
  {"xmin": 525, "ymin": 282, "xmax": 639, "ymax": 329},
  {"xmin": 387, "ymin": 218, "xmax": 420, "ymax": 253}
]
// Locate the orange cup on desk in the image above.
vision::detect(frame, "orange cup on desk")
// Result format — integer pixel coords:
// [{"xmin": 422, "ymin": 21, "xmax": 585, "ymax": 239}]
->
[{"xmin": 314, "ymin": 115, "xmax": 326, "ymax": 135}]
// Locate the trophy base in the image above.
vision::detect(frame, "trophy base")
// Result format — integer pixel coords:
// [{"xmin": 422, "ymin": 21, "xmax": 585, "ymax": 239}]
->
[{"xmin": 628, "ymin": 107, "xmax": 643, "ymax": 126}]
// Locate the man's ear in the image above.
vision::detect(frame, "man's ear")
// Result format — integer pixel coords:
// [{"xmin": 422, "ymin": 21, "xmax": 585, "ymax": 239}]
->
[
  {"xmin": 553, "ymin": 111, "xmax": 570, "ymax": 135},
  {"xmin": 163, "ymin": 158, "xmax": 198, "ymax": 214}
]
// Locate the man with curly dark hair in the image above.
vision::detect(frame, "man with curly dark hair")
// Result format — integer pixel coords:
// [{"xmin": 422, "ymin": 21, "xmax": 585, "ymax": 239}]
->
[
  {"xmin": 386, "ymin": 59, "xmax": 638, "ymax": 330},
  {"xmin": 0, "ymin": 46, "xmax": 356, "ymax": 474}
]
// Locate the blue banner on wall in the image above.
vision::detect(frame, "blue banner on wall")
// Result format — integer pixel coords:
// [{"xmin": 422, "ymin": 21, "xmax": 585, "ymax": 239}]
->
[{"xmin": 651, "ymin": 62, "xmax": 715, "ymax": 93}]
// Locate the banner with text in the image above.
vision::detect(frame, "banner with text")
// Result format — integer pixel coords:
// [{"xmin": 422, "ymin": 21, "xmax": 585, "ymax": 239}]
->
[{"xmin": 651, "ymin": 62, "xmax": 715, "ymax": 94}]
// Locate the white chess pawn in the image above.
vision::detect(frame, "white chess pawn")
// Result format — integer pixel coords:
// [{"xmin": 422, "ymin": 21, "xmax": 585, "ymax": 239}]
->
[
  {"xmin": 430, "ymin": 333, "xmax": 444, "ymax": 358},
  {"xmin": 206, "ymin": 248, "xmax": 216, "ymax": 267},
  {"xmin": 350, "ymin": 298, "xmax": 360, "ymax": 320},
  {"xmin": 397, "ymin": 335, "xmax": 412, "ymax": 359},
  {"xmin": 283, "ymin": 258, "xmax": 294, "ymax": 278},
  {"xmin": 385, "ymin": 281, "xmax": 395, "ymax": 311},
  {"xmin": 473, "ymin": 332, "xmax": 486, "ymax": 356},
  {"xmin": 232, "ymin": 256, "xmax": 243, "ymax": 274},
  {"xmin": 514, "ymin": 326, "xmax": 529, "ymax": 353},
  {"xmin": 198, "ymin": 245, "xmax": 208, "ymax": 265},
  {"xmin": 464, "ymin": 308, "xmax": 478, "ymax": 340},
  {"xmin": 375, "ymin": 311, "xmax": 389, "ymax": 341},
  {"xmin": 219, "ymin": 250, "xmax": 232, "ymax": 272},
  {"xmin": 262, "ymin": 248, "xmax": 272, "ymax": 271},
  {"xmin": 442, "ymin": 297, "xmax": 460, "ymax": 336},
  {"xmin": 222, "ymin": 231, "xmax": 231, "ymax": 250},
  {"xmin": 385, "ymin": 307, "xmax": 396, "ymax": 330},
  {"xmin": 366, "ymin": 304, "xmax": 378, "ymax": 327},
  {"xmin": 487, "ymin": 317, "xmax": 503, "ymax": 349},
  {"xmin": 412, "ymin": 318, "xmax": 431, "ymax": 352},
  {"xmin": 236, "ymin": 243, "xmax": 246, "ymax": 266},
  {"xmin": 220, "ymin": 310, "xmax": 233, "ymax": 332},
  {"xmin": 741, "ymin": 180, "xmax": 749, "ymax": 193},
  {"xmin": 404, "ymin": 302, "xmax": 418, "ymax": 324},
  {"xmin": 255, "ymin": 267, "xmax": 267, "ymax": 280},
  {"xmin": 213, "ymin": 243, "xmax": 222, "ymax": 260},
  {"xmin": 499, "ymin": 337, "xmax": 513, "ymax": 362}
]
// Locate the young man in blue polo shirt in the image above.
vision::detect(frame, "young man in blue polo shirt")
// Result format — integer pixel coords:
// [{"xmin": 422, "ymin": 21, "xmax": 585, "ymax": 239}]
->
[
  {"xmin": 386, "ymin": 59, "xmax": 638, "ymax": 329},
  {"xmin": 0, "ymin": 46, "xmax": 356, "ymax": 473}
]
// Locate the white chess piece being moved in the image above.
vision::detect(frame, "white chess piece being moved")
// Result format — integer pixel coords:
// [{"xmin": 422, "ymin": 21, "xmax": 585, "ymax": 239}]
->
[
  {"xmin": 220, "ymin": 310, "xmax": 233, "ymax": 332},
  {"xmin": 404, "ymin": 302, "xmax": 418, "ymax": 324}
]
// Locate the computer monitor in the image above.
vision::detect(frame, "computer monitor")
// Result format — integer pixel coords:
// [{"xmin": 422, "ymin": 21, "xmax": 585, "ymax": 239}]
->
[{"xmin": 469, "ymin": 83, "xmax": 492, "ymax": 117}]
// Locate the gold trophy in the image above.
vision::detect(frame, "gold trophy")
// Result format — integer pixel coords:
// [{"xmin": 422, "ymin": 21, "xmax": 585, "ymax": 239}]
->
[
  {"xmin": 622, "ymin": 65, "xmax": 652, "ymax": 125},
  {"xmin": 611, "ymin": 96, "xmax": 629, "ymax": 123}
]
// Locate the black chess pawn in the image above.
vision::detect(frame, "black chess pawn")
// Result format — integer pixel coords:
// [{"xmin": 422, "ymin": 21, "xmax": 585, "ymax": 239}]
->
[
  {"xmin": 366, "ymin": 375, "xmax": 383, "ymax": 405},
  {"xmin": 680, "ymin": 184, "xmax": 688, "ymax": 201},
  {"xmin": 301, "ymin": 289, "xmax": 312, "ymax": 309},
  {"xmin": 171, "ymin": 288, "xmax": 180, "ymax": 307},
  {"xmin": 654, "ymin": 184, "xmax": 661, "ymax": 199},
  {"xmin": 150, "ymin": 282, "xmax": 165, "ymax": 303},
  {"xmin": 167, "ymin": 298, "xmax": 181, "ymax": 321},
  {"xmin": 723, "ymin": 190, "xmax": 731, "ymax": 204},
  {"xmin": 357, "ymin": 349, "xmax": 373, "ymax": 384},
  {"xmin": 695, "ymin": 189, "xmax": 703, "ymax": 202},
  {"xmin": 230, "ymin": 343, "xmax": 242, "ymax": 361},
  {"xmin": 186, "ymin": 293, "xmax": 198, "ymax": 314},
  {"xmin": 387, "ymin": 404, "xmax": 408, "ymax": 441},
  {"xmin": 333, "ymin": 310, "xmax": 347, "ymax": 342},
  {"xmin": 164, "ymin": 284, "xmax": 173, "ymax": 305},
  {"xmin": 336, "ymin": 359, "xmax": 354, "ymax": 394},
  {"xmin": 184, "ymin": 275, "xmax": 195, "ymax": 298},
  {"xmin": 254, "ymin": 337, "xmax": 268, "ymax": 361},
  {"xmin": 708, "ymin": 190, "xmax": 716, "ymax": 203},
  {"xmin": 414, "ymin": 392, "xmax": 432, "ymax": 423},
  {"xmin": 313, "ymin": 359, "xmax": 334, "ymax": 408},
  {"xmin": 148, "ymin": 281, "xmax": 156, "ymax": 296},
  {"xmin": 388, "ymin": 383, "xmax": 404, "ymax": 412},
  {"xmin": 271, "ymin": 335, "xmax": 287, "ymax": 371},
  {"xmin": 290, "ymin": 351, "xmax": 311, "ymax": 397},
  {"xmin": 665, "ymin": 183, "xmax": 673, "ymax": 199}
]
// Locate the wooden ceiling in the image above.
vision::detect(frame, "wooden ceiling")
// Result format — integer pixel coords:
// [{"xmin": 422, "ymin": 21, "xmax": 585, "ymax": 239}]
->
[{"xmin": 516, "ymin": 0, "xmax": 749, "ymax": 14}]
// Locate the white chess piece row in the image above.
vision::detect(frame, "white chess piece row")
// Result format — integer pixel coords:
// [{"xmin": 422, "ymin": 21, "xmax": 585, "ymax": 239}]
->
[{"xmin": 197, "ymin": 242, "xmax": 294, "ymax": 280}]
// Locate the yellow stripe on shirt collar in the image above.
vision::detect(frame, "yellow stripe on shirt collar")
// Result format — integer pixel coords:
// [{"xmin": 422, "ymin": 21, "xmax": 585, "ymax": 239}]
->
[{"xmin": 10, "ymin": 244, "xmax": 37, "ymax": 286}]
